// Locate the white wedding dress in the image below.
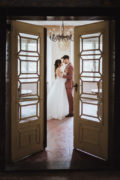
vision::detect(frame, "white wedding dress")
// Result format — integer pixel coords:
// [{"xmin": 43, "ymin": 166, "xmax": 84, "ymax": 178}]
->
[{"xmin": 47, "ymin": 65, "xmax": 69, "ymax": 120}]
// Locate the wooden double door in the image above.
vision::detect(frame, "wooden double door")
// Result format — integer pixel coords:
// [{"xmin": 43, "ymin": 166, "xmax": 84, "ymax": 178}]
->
[{"xmin": 11, "ymin": 21, "xmax": 109, "ymax": 162}]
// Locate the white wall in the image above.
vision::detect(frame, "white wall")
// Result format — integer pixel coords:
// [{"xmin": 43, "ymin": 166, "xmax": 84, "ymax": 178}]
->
[{"xmin": 47, "ymin": 34, "xmax": 74, "ymax": 94}]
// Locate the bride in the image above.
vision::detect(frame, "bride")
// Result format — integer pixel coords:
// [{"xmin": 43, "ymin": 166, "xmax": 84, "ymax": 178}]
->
[{"xmin": 47, "ymin": 59, "xmax": 69, "ymax": 120}]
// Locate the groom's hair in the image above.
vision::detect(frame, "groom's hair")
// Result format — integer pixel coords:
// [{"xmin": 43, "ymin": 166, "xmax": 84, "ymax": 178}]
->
[{"xmin": 61, "ymin": 55, "xmax": 69, "ymax": 59}]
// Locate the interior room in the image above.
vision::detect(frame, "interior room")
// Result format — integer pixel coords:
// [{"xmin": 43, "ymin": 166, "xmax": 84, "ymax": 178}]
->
[
  {"xmin": 5, "ymin": 19, "xmax": 109, "ymax": 170},
  {"xmin": 0, "ymin": 0, "xmax": 120, "ymax": 177}
]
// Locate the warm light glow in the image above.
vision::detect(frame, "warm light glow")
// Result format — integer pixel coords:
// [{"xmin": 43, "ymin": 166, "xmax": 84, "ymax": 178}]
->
[{"xmin": 48, "ymin": 21, "xmax": 74, "ymax": 43}]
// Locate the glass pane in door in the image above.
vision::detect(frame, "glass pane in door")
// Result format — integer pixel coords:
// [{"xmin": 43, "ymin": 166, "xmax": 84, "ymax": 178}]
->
[
  {"xmin": 79, "ymin": 32, "xmax": 103, "ymax": 122},
  {"xmin": 17, "ymin": 33, "xmax": 40, "ymax": 122}
]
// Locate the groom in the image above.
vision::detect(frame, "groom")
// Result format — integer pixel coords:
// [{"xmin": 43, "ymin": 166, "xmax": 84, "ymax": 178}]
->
[{"xmin": 61, "ymin": 55, "xmax": 74, "ymax": 117}]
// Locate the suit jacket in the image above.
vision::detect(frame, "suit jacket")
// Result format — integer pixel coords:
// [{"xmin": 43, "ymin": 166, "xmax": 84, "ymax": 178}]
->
[{"xmin": 63, "ymin": 63, "xmax": 74, "ymax": 89}]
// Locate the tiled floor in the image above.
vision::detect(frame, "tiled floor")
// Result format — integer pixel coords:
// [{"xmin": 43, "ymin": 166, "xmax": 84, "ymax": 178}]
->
[
  {"xmin": 46, "ymin": 117, "xmax": 74, "ymax": 162},
  {"xmin": 22, "ymin": 117, "xmax": 74, "ymax": 163},
  {"xmin": 6, "ymin": 117, "xmax": 109, "ymax": 170}
]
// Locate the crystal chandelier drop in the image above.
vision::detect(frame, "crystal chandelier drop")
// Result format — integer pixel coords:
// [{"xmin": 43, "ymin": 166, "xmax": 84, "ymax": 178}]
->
[{"xmin": 49, "ymin": 21, "xmax": 74, "ymax": 42}]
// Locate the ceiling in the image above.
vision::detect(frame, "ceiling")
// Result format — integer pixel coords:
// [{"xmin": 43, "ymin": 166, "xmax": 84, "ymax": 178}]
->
[{"xmin": 19, "ymin": 20, "xmax": 103, "ymax": 26}]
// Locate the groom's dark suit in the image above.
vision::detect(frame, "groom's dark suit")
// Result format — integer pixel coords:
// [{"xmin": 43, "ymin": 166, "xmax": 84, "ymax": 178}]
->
[{"xmin": 63, "ymin": 63, "xmax": 74, "ymax": 115}]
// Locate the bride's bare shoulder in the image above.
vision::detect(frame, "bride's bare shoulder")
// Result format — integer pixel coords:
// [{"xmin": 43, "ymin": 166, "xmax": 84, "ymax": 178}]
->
[{"xmin": 56, "ymin": 67, "xmax": 61, "ymax": 72}]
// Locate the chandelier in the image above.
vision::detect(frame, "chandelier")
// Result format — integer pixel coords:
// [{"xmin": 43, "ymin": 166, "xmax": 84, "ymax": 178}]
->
[{"xmin": 49, "ymin": 21, "xmax": 74, "ymax": 42}]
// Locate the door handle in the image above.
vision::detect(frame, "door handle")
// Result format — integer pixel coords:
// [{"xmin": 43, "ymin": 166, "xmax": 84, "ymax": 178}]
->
[{"xmin": 73, "ymin": 83, "xmax": 78, "ymax": 92}]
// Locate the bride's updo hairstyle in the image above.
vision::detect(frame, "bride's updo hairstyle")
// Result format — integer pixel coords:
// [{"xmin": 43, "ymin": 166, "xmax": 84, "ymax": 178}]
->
[{"xmin": 54, "ymin": 59, "xmax": 62, "ymax": 78}]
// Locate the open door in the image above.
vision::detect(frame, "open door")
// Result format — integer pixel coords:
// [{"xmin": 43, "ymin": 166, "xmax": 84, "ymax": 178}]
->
[
  {"xmin": 11, "ymin": 21, "xmax": 46, "ymax": 161},
  {"xmin": 74, "ymin": 21, "xmax": 109, "ymax": 159}
]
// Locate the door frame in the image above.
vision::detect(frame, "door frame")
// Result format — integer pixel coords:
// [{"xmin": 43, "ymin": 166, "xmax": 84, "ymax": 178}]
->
[{"xmin": 0, "ymin": 13, "xmax": 119, "ymax": 170}]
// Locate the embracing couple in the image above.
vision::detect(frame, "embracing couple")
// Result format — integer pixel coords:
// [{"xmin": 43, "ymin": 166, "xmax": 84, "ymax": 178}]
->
[{"xmin": 47, "ymin": 55, "xmax": 74, "ymax": 120}]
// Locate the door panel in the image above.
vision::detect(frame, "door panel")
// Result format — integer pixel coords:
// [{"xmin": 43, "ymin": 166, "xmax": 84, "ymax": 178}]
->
[
  {"xmin": 11, "ymin": 21, "xmax": 45, "ymax": 161},
  {"xmin": 74, "ymin": 21, "xmax": 109, "ymax": 159}
]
